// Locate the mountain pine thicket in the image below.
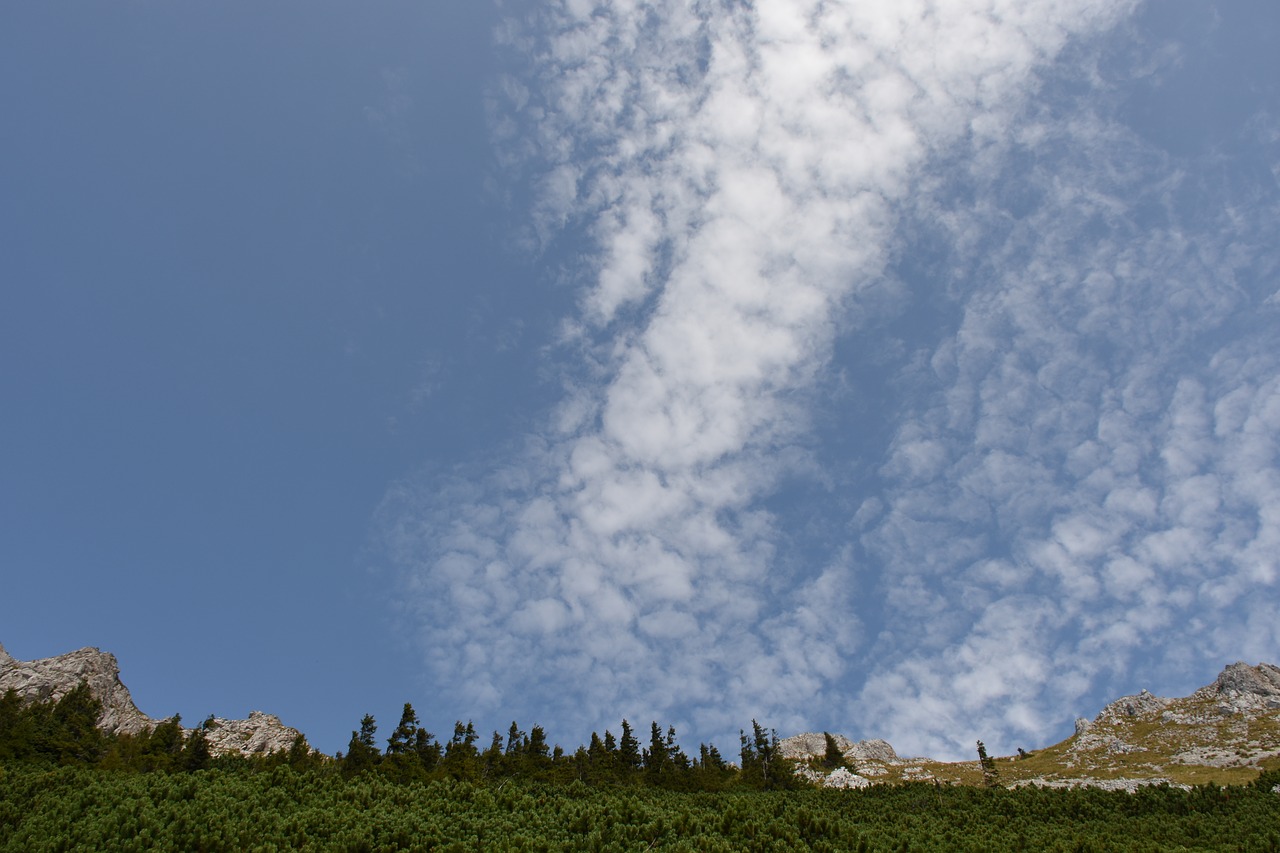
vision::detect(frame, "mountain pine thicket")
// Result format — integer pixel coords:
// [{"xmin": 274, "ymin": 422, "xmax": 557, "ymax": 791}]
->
[{"xmin": 3, "ymin": 684, "xmax": 1280, "ymax": 851}]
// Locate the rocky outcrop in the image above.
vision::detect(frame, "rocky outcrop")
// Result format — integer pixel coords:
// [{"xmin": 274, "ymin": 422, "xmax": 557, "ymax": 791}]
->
[
  {"xmin": 781, "ymin": 662, "xmax": 1280, "ymax": 789},
  {"xmin": 794, "ymin": 765, "xmax": 873, "ymax": 788},
  {"xmin": 1192, "ymin": 662, "xmax": 1280, "ymax": 713},
  {"xmin": 847, "ymin": 738, "xmax": 902, "ymax": 765},
  {"xmin": 200, "ymin": 711, "xmax": 307, "ymax": 757},
  {"xmin": 1061, "ymin": 661, "xmax": 1280, "ymax": 779},
  {"xmin": 0, "ymin": 642, "xmax": 310, "ymax": 757},
  {"xmin": 779, "ymin": 732, "xmax": 851, "ymax": 761},
  {"xmin": 780, "ymin": 733, "xmax": 907, "ymax": 787},
  {"xmin": 1011, "ymin": 777, "xmax": 1190, "ymax": 792},
  {"xmin": 0, "ymin": 642, "xmax": 152, "ymax": 735},
  {"xmin": 779, "ymin": 732, "xmax": 903, "ymax": 765}
]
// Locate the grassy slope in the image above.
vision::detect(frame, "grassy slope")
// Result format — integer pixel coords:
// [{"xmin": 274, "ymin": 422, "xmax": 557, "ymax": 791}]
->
[{"xmin": 835, "ymin": 688, "xmax": 1280, "ymax": 788}]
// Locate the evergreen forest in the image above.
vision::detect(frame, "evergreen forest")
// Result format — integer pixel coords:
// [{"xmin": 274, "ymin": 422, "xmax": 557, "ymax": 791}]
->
[{"xmin": 2, "ymin": 686, "xmax": 1279, "ymax": 851}]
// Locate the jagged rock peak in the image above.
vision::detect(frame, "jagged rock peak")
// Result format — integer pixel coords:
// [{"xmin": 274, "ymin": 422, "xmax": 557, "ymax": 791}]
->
[
  {"xmin": 0, "ymin": 641, "xmax": 311, "ymax": 756},
  {"xmin": 0, "ymin": 643, "xmax": 152, "ymax": 736},
  {"xmin": 1196, "ymin": 662, "xmax": 1280, "ymax": 710}
]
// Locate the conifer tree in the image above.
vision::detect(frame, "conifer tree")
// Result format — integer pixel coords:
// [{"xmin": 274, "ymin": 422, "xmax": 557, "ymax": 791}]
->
[
  {"xmin": 143, "ymin": 716, "xmax": 186, "ymax": 772},
  {"xmin": 386, "ymin": 703, "xmax": 419, "ymax": 756},
  {"xmin": 286, "ymin": 733, "xmax": 314, "ymax": 770},
  {"xmin": 588, "ymin": 732, "xmax": 606, "ymax": 763},
  {"xmin": 618, "ymin": 720, "xmax": 641, "ymax": 774},
  {"xmin": 384, "ymin": 704, "xmax": 425, "ymax": 782},
  {"xmin": 413, "ymin": 727, "xmax": 441, "ymax": 771},
  {"xmin": 739, "ymin": 720, "xmax": 800, "ymax": 790},
  {"xmin": 666, "ymin": 726, "xmax": 689, "ymax": 771},
  {"xmin": 343, "ymin": 714, "xmax": 380, "ymax": 776},
  {"xmin": 644, "ymin": 721, "xmax": 669, "ymax": 778},
  {"xmin": 527, "ymin": 725, "xmax": 550, "ymax": 758},
  {"xmin": 977, "ymin": 740, "xmax": 1000, "ymax": 787},
  {"xmin": 443, "ymin": 721, "xmax": 480, "ymax": 780},
  {"xmin": 46, "ymin": 683, "xmax": 105, "ymax": 765},
  {"xmin": 506, "ymin": 721, "xmax": 525, "ymax": 755},
  {"xmin": 482, "ymin": 731, "xmax": 505, "ymax": 777},
  {"xmin": 181, "ymin": 728, "xmax": 211, "ymax": 772},
  {"xmin": 822, "ymin": 732, "xmax": 849, "ymax": 771}
]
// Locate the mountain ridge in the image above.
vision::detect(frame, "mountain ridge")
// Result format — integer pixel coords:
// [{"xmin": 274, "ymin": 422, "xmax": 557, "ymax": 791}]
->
[
  {"xmin": 0, "ymin": 641, "xmax": 307, "ymax": 757},
  {"xmin": 5, "ymin": 641, "xmax": 1278, "ymax": 786},
  {"xmin": 784, "ymin": 661, "xmax": 1280, "ymax": 789}
]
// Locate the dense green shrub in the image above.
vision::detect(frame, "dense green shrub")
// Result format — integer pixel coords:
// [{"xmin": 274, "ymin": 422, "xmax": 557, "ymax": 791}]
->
[
  {"xmin": 4, "ymin": 687, "xmax": 1279, "ymax": 850},
  {"xmin": 2, "ymin": 765, "xmax": 1279, "ymax": 851}
]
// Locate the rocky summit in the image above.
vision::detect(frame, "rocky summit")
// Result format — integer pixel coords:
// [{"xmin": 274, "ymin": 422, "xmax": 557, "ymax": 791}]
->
[
  {"xmin": 0, "ymin": 642, "xmax": 309, "ymax": 757},
  {"xmin": 786, "ymin": 662, "xmax": 1280, "ymax": 790}
]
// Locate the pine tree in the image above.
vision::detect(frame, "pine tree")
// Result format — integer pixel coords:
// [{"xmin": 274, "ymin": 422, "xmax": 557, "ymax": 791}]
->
[
  {"xmin": 666, "ymin": 726, "xmax": 689, "ymax": 771},
  {"xmin": 619, "ymin": 720, "xmax": 641, "ymax": 775},
  {"xmin": 343, "ymin": 714, "xmax": 380, "ymax": 776},
  {"xmin": 386, "ymin": 704, "xmax": 419, "ymax": 756},
  {"xmin": 286, "ymin": 733, "xmax": 313, "ymax": 769},
  {"xmin": 527, "ymin": 725, "xmax": 550, "ymax": 758},
  {"xmin": 588, "ymin": 732, "xmax": 606, "ymax": 763},
  {"xmin": 46, "ymin": 683, "xmax": 105, "ymax": 765},
  {"xmin": 977, "ymin": 740, "xmax": 1000, "ymax": 787},
  {"xmin": 644, "ymin": 721, "xmax": 669, "ymax": 778},
  {"xmin": 739, "ymin": 720, "xmax": 800, "ymax": 790},
  {"xmin": 443, "ymin": 721, "xmax": 480, "ymax": 780},
  {"xmin": 383, "ymin": 704, "xmax": 426, "ymax": 782},
  {"xmin": 181, "ymin": 728, "xmax": 211, "ymax": 772},
  {"xmin": 822, "ymin": 732, "xmax": 848, "ymax": 771},
  {"xmin": 413, "ymin": 727, "xmax": 441, "ymax": 771},
  {"xmin": 482, "ymin": 731, "xmax": 505, "ymax": 778},
  {"xmin": 506, "ymin": 721, "xmax": 526, "ymax": 755},
  {"xmin": 143, "ymin": 716, "xmax": 186, "ymax": 772}
]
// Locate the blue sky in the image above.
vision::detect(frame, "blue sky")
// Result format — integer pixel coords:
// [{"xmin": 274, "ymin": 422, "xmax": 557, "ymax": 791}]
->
[{"xmin": 3, "ymin": 1, "xmax": 1278, "ymax": 761}]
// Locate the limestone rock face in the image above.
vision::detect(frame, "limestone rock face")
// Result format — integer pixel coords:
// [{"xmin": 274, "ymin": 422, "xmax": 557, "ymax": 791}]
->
[
  {"xmin": 1193, "ymin": 662, "xmax": 1280, "ymax": 713},
  {"xmin": 779, "ymin": 733, "xmax": 904, "ymax": 765},
  {"xmin": 1101, "ymin": 688, "xmax": 1171, "ymax": 721},
  {"xmin": 794, "ymin": 764, "xmax": 873, "ymax": 788},
  {"xmin": 0, "ymin": 642, "xmax": 152, "ymax": 735},
  {"xmin": 200, "ymin": 711, "xmax": 307, "ymax": 757},
  {"xmin": 847, "ymin": 738, "xmax": 902, "ymax": 765},
  {"xmin": 1063, "ymin": 661, "xmax": 1280, "ymax": 776},
  {"xmin": 0, "ymin": 642, "xmax": 311, "ymax": 757},
  {"xmin": 778, "ymin": 732, "xmax": 851, "ymax": 761}
]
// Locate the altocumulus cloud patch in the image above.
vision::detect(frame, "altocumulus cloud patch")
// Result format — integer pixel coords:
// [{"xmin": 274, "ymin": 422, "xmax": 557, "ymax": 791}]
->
[{"xmin": 378, "ymin": 0, "xmax": 1280, "ymax": 759}]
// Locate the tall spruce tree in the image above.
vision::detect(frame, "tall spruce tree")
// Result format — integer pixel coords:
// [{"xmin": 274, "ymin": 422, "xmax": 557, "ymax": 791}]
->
[
  {"xmin": 618, "ymin": 720, "xmax": 641, "ymax": 775},
  {"xmin": 386, "ymin": 704, "xmax": 419, "ymax": 756},
  {"xmin": 822, "ymin": 732, "xmax": 848, "ymax": 771},
  {"xmin": 343, "ymin": 714, "xmax": 380, "ymax": 776}
]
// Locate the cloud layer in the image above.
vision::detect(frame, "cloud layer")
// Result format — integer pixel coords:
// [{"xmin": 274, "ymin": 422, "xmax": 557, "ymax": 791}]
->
[
  {"xmin": 381, "ymin": 0, "xmax": 1279, "ymax": 758},
  {"xmin": 857, "ymin": 72, "xmax": 1280, "ymax": 754}
]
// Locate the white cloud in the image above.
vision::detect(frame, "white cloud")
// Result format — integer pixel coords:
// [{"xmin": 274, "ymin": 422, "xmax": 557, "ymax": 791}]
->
[
  {"xmin": 856, "ymin": 40, "xmax": 1280, "ymax": 755},
  {"xmin": 380, "ymin": 0, "xmax": 1278, "ymax": 759}
]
